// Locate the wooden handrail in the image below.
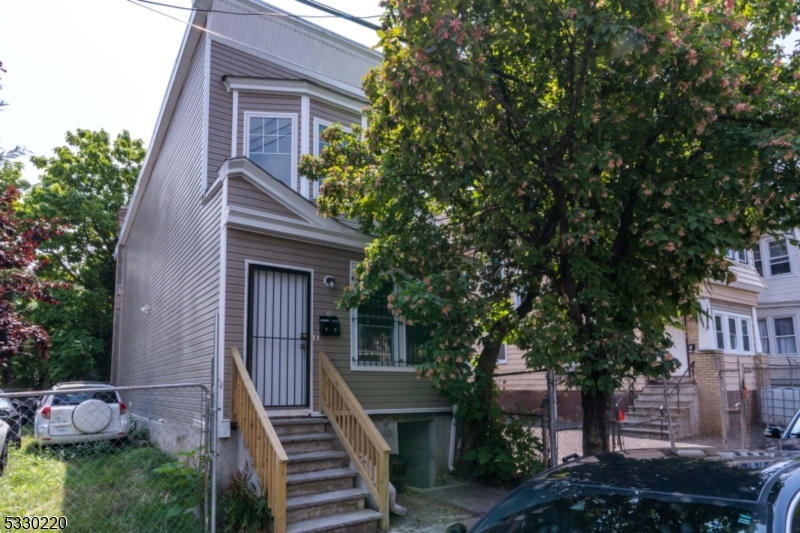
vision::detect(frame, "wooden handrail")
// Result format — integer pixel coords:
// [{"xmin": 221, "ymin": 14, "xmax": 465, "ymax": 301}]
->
[
  {"xmin": 318, "ymin": 351, "xmax": 391, "ymax": 531},
  {"xmin": 319, "ymin": 352, "xmax": 391, "ymax": 530},
  {"xmin": 230, "ymin": 348, "xmax": 288, "ymax": 533}
]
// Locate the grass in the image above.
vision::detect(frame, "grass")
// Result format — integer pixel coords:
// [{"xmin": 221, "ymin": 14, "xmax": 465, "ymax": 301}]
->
[{"xmin": 0, "ymin": 428, "xmax": 205, "ymax": 532}]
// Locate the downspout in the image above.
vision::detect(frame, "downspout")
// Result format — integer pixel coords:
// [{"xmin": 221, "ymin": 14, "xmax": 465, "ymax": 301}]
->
[{"xmin": 448, "ymin": 405, "xmax": 458, "ymax": 472}]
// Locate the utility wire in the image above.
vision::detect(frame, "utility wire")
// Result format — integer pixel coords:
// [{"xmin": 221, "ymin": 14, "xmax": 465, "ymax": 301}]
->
[{"xmin": 132, "ymin": 0, "xmax": 382, "ymax": 29}]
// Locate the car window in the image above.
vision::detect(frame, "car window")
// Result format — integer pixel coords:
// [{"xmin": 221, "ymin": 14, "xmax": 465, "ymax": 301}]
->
[
  {"xmin": 51, "ymin": 391, "xmax": 119, "ymax": 406},
  {"xmin": 473, "ymin": 484, "xmax": 768, "ymax": 533}
]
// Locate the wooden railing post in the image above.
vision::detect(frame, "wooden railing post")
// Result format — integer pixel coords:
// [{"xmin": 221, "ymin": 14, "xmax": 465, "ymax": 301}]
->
[
  {"xmin": 230, "ymin": 348, "xmax": 288, "ymax": 533},
  {"xmin": 318, "ymin": 351, "xmax": 392, "ymax": 531}
]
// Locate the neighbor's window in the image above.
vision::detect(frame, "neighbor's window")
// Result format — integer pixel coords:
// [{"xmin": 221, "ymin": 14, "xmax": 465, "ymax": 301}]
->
[
  {"xmin": 775, "ymin": 317, "xmax": 798, "ymax": 355},
  {"xmin": 247, "ymin": 114, "xmax": 295, "ymax": 188},
  {"xmin": 768, "ymin": 239, "xmax": 792, "ymax": 276},
  {"xmin": 758, "ymin": 319, "xmax": 770, "ymax": 354},
  {"xmin": 714, "ymin": 313, "xmax": 754, "ymax": 354},
  {"xmin": 352, "ymin": 278, "xmax": 431, "ymax": 367},
  {"xmin": 753, "ymin": 244, "xmax": 763, "ymax": 276},
  {"xmin": 498, "ymin": 344, "xmax": 508, "ymax": 364},
  {"xmin": 726, "ymin": 249, "xmax": 748, "ymax": 264}
]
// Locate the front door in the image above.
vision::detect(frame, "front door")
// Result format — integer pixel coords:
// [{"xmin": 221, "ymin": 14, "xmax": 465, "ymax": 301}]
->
[{"xmin": 247, "ymin": 264, "xmax": 311, "ymax": 408}]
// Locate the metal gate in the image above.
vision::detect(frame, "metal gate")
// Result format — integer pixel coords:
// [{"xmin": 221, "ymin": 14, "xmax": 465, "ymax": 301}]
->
[{"xmin": 247, "ymin": 264, "xmax": 311, "ymax": 408}]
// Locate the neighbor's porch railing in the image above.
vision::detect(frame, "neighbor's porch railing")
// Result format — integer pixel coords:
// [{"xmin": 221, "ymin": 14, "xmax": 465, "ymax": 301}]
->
[
  {"xmin": 319, "ymin": 351, "xmax": 391, "ymax": 530},
  {"xmin": 231, "ymin": 347, "xmax": 288, "ymax": 533}
]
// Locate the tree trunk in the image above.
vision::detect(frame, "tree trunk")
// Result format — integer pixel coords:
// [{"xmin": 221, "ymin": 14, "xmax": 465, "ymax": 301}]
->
[{"xmin": 581, "ymin": 389, "xmax": 612, "ymax": 456}]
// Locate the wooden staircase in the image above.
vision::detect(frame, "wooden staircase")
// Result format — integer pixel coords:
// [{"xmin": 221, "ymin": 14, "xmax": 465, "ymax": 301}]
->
[
  {"xmin": 231, "ymin": 348, "xmax": 390, "ymax": 533},
  {"xmin": 276, "ymin": 418, "xmax": 382, "ymax": 533}
]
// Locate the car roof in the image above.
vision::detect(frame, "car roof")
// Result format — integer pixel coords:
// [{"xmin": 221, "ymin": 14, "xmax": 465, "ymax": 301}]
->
[{"xmin": 536, "ymin": 448, "xmax": 800, "ymax": 503}]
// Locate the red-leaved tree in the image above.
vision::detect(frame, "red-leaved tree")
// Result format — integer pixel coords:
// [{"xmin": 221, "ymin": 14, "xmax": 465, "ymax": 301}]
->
[{"xmin": 0, "ymin": 184, "xmax": 64, "ymax": 376}]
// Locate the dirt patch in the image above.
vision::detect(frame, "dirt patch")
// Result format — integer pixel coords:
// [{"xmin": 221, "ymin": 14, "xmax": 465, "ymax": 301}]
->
[{"xmin": 389, "ymin": 491, "xmax": 477, "ymax": 533}]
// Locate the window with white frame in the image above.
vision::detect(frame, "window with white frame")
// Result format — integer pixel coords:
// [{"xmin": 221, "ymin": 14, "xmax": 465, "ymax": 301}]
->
[
  {"xmin": 498, "ymin": 344, "xmax": 508, "ymax": 364},
  {"xmin": 758, "ymin": 319, "xmax": 770, "ymax": 354},
  {"xmin": 774, "ymin": 317, "xmax": 798, "ymax": 355},
  {"xmin": 753, "ymin": 244, "xmax": 763, "ymax": 276},
  {"xmin": 246, "ymin": 113, "xmax": 296, "ymax": 188},
  {"xmin": 313, "ymin": 118, "xmax": 350, "ymax": 198},
  {"xmin": 768, "ymin": 239, "xmax": 792, "ymax": 276},
  {"xmin": 351, "ymin": 276, "xmax": 431, "ymax": 368},
  {"xmin": 726, "ymin": 249, "xmax": 748, "ymax": 264},
  {"xmin": 713, "ymin": 312, "xmax": 754, "ymax": 354}
]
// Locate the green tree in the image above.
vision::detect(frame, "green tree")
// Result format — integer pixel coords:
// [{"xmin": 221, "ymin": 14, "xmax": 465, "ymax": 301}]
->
[
  {"xmin": 19, "ymin": 129, "xmax": 144, "ymax": 383},
  {"xmin": 301, "ymin": 0, "xmax": 800, "ymax": 461}
]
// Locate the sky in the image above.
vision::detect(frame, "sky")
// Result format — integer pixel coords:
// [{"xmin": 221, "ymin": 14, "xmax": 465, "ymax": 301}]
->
[{"xmin": 0, "ymin": 0, "xmax": 382, "ymax": 184}]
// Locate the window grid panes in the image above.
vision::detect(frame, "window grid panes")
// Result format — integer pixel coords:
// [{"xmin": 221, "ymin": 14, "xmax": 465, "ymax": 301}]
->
[
  {"xmin": 741, "ymin": 319, "xmax": 751, "ymax": 352},
  {"xmin": 728, "ymin": 318, "xmax": 738, "ymax": 351},
  {"xmin": 753, "ymin": 245, "xmax": 763, "ymax": 276},
  {"xmin": 248, "ymin": 116, "xmax": 293, "ymax": 187},
  {"xmin": 775, "ymin": 317, "xmax": 798, "ymax": 355},
  {"xmin": 715, "ymin": 316, "xmax": 724, "ymax": 350},
  {"xmin": 715, "ymin": 313, "xmax": 754, "ymax": 354},
  {"xmin": 758, "ymin": 319, "xmax": 770, "ymax": 354},
  {"xmin": 768, "ymin": 239, "xmax": 792, "ymax": 276},
  {"xmin": 726, "ymin": 249, "xmax": 747, "ymax": 263}
]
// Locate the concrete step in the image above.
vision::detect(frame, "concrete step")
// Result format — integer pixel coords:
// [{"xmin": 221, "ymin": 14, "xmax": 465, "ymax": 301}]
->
[
  {"xmin": 287, "ymin": 468, "xmax": 357, "ymax": 498},
  {"xmin": 288, "ymin": 450, "xmax": 349, "ymax": 474},
  {"xmin": 287, "ymin": 488, "xmax": 369, "ymax": 523},
  {"xmin": 272, "ymin": 417, "xmax": 329, "ymax": 436},
  {"xmin": 286, "ymin": 509, "xmax": 382, "ymax": 533},
  {"xmin": 281, "ymin": 432, "xmax": 336, "ymax": 454}
]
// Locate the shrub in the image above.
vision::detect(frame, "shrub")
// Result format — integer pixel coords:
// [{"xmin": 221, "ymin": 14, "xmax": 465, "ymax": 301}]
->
[{"xmin": 220, "ymin": 464, "xmax": 271, "ymax": 533}]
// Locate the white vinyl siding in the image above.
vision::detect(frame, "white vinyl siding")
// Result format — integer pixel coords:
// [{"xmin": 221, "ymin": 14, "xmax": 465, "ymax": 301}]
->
[{"xmin": 713, "ymin": 312, "xmax": 754, "ymax": 354}]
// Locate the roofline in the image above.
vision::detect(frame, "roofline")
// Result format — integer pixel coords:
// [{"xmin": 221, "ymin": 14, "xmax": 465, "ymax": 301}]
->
[
  {"xmin": 236, "ymin": 0, "xmax": 382, "ymax": 62},
  {"xmin": 116, "ymin": 0, "xmax": 210, "ymax": 254}
]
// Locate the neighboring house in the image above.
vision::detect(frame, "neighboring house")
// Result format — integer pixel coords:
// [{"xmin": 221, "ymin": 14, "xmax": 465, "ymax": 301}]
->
[
  {"xmin": 110, "ymin": 2, "xmax": 451, "ymax": 531},
  {"xmin": 753, "ymin": 230, "xmax": 800, "ymax": 358}
]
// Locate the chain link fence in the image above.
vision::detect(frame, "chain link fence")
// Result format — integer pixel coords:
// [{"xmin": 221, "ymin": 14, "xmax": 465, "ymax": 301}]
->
[
  {"xmin": 496, "ymin": 354, "xmax": 794, "ymax": 468},
  {"xmin": 0, "ymin": 384, "xmax": 213, "ymax": 533}
]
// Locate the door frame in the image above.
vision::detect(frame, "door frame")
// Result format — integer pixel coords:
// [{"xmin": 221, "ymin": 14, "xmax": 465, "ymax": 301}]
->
[{"xmin": 244, "ymin": 260, "xmax": 314, "ymax": 412}]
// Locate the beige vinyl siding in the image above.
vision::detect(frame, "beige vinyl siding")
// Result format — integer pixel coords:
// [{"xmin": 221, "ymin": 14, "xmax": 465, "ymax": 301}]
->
[
  {"xmin": 702, "ymin": 283, "xmax": 759, "ymax": 308},
  {"xmin": 227, "ymin": 176, "xmax": 304, "ymax": 220},
  {"xmin": 710, "ymin": 299, "xmax": 753, "ymax": 316},
  {"xmin": 208, "ymin": 41, "xmax": 299, "ymax": 188},
  {"xmin": 498, "ymin": 345, "xmax": 529, "ymax": 373},
  {"xmin": 224, "ymin": 228, "xmax": 448, "ymax": 413},
  {"xmin": 115, "ymin": 42, "xmax": 222, "ymax": 421}
]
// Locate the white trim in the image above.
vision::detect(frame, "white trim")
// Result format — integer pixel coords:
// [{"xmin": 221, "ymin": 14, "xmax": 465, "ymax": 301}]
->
[
  {"xmin": 300, "ymin": 95, "xmax": 310, "ymax": 198},
  {"xmin": 230, "ymin": 90, "xmax": 238, "ymax": 158},
  {"xmin": 773, "ymin": 315, "xmax": 800, "ymax": 356},
  {"xmin": 752, "ymin": 307, "xmax": 763, "ymax": 354},
  {"xmin": 712, "ymin": 310, "xmax": 755, "ymax": 355},
  {"xmin": 364, "ymin": 407, "xmax": 453, "ymax": 415},
  {"xmin": 217, "ymin": 176, "xmax": 230, "ymax": 435},
  {"xmin": 226, "ymin": 206, "xmax": 370, "ymax": 251},
  {"xmin": 243, "ymin": 259, "xmax": 315, "ymax": 412},
  {"xmin": 202, "ymin": 32, "xmax": 211, "ymax": 194},
  {"xmin": 361, "ymin": 115, "xmax": 368, "ymax": 137},
  {"xmin": 497, "ymin": 343, "xmax": 508, "ymax": 364},
  {"xmin": 243, "ymin": 111, "xmax": 299, "ymax": 191},
  {"xmin": 224, "ymin": 77, "xmax": 367, "ymax": 114},
  {"xmin": 697, "ymin": 298, "xmax": 715, "ymax": 351},
  {"xmin": 203, "ymin": 174, "xmax": 224, "ymax": 204}
]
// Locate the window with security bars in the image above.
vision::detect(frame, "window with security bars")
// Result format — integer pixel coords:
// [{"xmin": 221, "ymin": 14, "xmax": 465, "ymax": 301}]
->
[{"xmin": 353, "ymin": 280, "xmax": 432, "ymax": 367}]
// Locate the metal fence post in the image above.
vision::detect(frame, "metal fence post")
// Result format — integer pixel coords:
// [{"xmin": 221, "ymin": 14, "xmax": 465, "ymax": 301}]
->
[
  {"xmin": 661, "ymin": 378, "xmax": 676, "ymax": 449},
  {"xmin": 718, "ymin": 363, "xmax": 729, "ymax": 446},
  {"xmin": 547, "ymin": 371, "xmax": 558, "ymax": 466}
]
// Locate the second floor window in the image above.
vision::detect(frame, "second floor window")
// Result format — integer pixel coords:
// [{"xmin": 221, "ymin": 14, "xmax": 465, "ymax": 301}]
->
[
  {"xmin": 758, "ymin": 319, "xmax": 770, "ymax": 354},
  {"xmin": 726, "ymin": 249, "xmax": 748, "ymax": 264},
  {"xmin": 753, "ymin": 245, "xmax": 763, "ymax": 276},
  {"xmin": 775, "ymin": 317, "xmax": 798, "ymax": 355},
  {"xmin": 247, "ymin": 114, "xmax": 295, "ymax": 188},
  {"xmin": 768, "ymin": 239, "xmax": 792, "ymax": 276}
]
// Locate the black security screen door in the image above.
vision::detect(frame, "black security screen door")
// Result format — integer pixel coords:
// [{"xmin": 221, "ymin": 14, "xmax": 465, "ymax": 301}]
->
[{"xmin": 247, "ymin": 265, "xmax": 311, "ymax": 408}]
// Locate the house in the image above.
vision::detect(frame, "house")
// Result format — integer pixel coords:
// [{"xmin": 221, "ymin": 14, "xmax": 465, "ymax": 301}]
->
[
  {"xmin": 752, "ymin": 230, "xmax": 800, "ymax": 358},
  {"xmin": 110, "ymin": 2, "xmax": 453, "ymax": 531}
]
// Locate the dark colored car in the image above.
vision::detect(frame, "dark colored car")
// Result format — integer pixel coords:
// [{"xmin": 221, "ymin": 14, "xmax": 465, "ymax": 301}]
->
[
  {"xmin": 765, "ymin": 410, "xmax": 800, "ymax": 451},
  {"xmin": 451, "ymin": 448, "xmax": 800, "ymax": 533},
  {"xmin": 0, "ymin": 393, "xmax": 21, "ymax": 449}
]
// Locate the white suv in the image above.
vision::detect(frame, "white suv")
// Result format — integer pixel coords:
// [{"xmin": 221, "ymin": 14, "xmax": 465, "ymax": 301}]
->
[{"xmin": 34, "ymin": 383, "xmax": 130, "ymax": 445}]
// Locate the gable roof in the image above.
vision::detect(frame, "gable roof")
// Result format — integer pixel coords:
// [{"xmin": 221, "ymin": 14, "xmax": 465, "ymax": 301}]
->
[{"xmin": 116, "ymin": 0, "xmax": 381, "ymax": 255}]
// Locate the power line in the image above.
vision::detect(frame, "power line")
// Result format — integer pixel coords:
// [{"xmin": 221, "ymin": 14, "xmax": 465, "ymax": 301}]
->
[{"xmin": 132, "ymin": 0, "xmax": 382, "ymax": 28}]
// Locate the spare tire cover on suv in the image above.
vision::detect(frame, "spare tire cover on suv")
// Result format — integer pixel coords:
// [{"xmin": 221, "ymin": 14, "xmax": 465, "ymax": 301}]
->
[{"xmin": 72, "ymin": 399, "xmax": 113, "ymax": 434}]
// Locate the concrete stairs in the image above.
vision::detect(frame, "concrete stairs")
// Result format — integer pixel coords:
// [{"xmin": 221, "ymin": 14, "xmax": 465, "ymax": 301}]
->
[
  {"xmin": 620, "ymin": 382, "xmax": 699, "ymax": 440},
  {"xmin": 272, "ymin": 418, "xmax": 382, "ymax": 533}
]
